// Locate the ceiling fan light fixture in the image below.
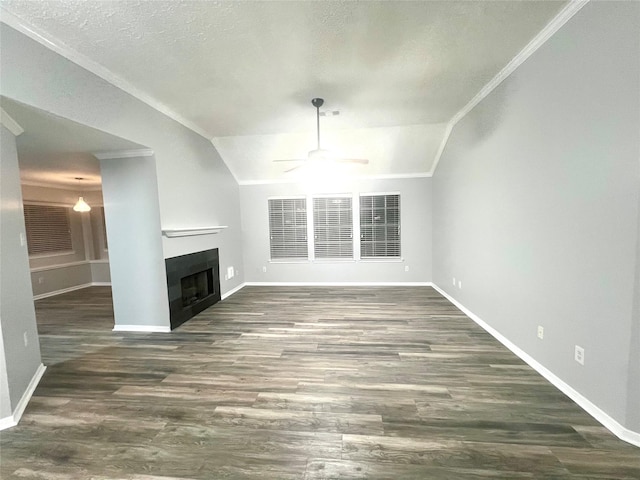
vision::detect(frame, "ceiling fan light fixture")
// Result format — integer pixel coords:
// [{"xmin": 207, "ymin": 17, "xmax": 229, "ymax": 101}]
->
[
  {"xmin": 274, "ymin": 98, "xmax": 369, "ymax": 172},
  {"xmin": 308, "ymin": 148, "xmax": 332, "ymax": 161}
]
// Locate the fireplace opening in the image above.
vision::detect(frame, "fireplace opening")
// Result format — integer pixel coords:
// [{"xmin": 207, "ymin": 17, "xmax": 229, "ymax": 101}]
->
[
  {"xmin": 166, "ymin": 248, "xmax": 221, "ymax": 330},
  {"xmin": 181, "ymin": 270, "xmax": 213, "ymax": 307}
]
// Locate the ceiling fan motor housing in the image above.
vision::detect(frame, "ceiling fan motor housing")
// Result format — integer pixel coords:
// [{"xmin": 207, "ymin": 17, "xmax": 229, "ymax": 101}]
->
[{"xmin": 311, "ymin": 98, "xmax": 324, "ymax": 108}]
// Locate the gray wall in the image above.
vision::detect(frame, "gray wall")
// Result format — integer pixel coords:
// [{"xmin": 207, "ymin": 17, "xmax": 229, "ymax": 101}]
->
[
  {"xmin": 30, "ymin": 262, "xmax": 92, "ymax": 298},
  {"xmin": 433, "ymin": 1, "xmax": 639, "ymax": 432},
  {"xmin": 0, "ymin": 19, "xmax": 242, "ymax": 409},
  {"xmin": 0, "ymin": 125, "xmax": 42, "ymax": 413},
  {"xmin": 240, "ymin": 176, "xmax": 432, "ymax": 283},
  {"xmin": 1, "ymin": 22, "xmax": 244, "ymax": 332},
  {"xmin": 0, "ymin": 23, "xmax": 244, "ymax": 298},
  {"xmin": 0, "ymin": 330, "xmax": 11, "ymax": 419},
  {"xmin": 21, "ymin": 185, "xmax": 110, "ymax": 297},
  {"xmin": 629, "ymin": 194, "xmax": 640, "ymax": 431},
  {"xmin": 100, "ymin": 154, "xmax": 170, "ymax": 329}
]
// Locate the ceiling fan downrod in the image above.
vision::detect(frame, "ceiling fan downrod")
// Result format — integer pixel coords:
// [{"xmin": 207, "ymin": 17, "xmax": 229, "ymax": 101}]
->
[{"xmin": 311, "ymin": 98, "xmax": 324, "ymax": 151}]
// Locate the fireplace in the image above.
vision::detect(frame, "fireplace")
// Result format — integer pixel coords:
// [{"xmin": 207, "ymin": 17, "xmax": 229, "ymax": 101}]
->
[{"xmin": 165, "ymin": 248, "xmax": 221, "ymax": 329}]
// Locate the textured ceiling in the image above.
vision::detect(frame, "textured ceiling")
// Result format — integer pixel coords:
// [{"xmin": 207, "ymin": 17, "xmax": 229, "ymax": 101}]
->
[{"xmin": 1, "ymin": 0, "xmax": 568, "ymax": 183}]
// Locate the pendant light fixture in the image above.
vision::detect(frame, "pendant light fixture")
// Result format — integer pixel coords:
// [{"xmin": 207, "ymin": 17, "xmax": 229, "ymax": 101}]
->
[{"xmin": 72, "ymin": 177, "xmax": 91, "ymax": 212}]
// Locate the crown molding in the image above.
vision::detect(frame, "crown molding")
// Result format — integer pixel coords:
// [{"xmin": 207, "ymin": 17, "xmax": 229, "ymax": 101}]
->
[
  {"xmin": 430, "ymin": 0, "xmax": 590, "ymax": 176},
  {"xmin": 238, "ymin": 172, "xmax": 432, "ymax": 186},
  {"xmin": 428, "ymin": 122, "xmax": 454, "ymax": 176},
  {"xmin": 93, "ymin": 148, "xmax": 154, "ymax": 160},
  {"xmin": 0, "ymin": 8, "xmax": 211, "ymax": 140},
  {"xmin": 20, "ymin": 179, "xmax": 102, "ymax": 191},
  {"xmin": 0, "ymin": 107, "xmax": 24, "ymax": 136},
  {"xmin": 361, "ymin": 173, "xmax": 432, "ymax": 180},
  {"xmin": 450, "ymin": 0, "xmax": 590, "ymax": 126}
]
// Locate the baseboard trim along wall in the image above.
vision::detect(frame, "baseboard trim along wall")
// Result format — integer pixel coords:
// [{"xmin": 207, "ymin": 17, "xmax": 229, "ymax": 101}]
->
[
  {"xmin": 245, "ymin": 282, "xmax": 433, "ymax": 287},
  {"xmin": 222, "ymin": 282, "xmax": 246, "ymax": 300},
  {"xmin": 0, "ymin": 363, "xmax": 46, "ymax": 431},
  {"xmin": 112, "ymin": 325, "xmax": 172, "ymax": 333},
  {"xmin": 431, "ymin": 283, "xmax": 640, "ymax": 448},
  {"xmin": 33, "ymin": 282, "xmax": 112, "ymax": 301}
]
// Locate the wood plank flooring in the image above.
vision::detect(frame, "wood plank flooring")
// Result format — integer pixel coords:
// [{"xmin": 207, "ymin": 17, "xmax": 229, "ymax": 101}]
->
[{"xmin": 1, "ymin": 286, "xmax": 638, "ymax": 479}]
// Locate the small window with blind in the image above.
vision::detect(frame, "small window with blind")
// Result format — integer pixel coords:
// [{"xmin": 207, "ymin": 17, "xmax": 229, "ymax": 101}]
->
[
  {"xmin": 23, "ymin": 204, "xmax": 73, "ymax": 256},
  {"xmin": 313, "ymin": 196, "xmax": 353, "ymax": 259},
  {"xmin": 360, "ymin": 194, "xmax": 401, "ymax": 258},
  {"xmin": 268, "ymin": 198, "xmax": 308, "ymax": 259}
]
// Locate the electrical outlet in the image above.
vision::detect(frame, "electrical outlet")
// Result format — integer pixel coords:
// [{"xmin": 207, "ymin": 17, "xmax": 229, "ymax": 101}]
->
[
  {"xmin": 404, "ymin": 265, "xmax": 409, "ymax": 272},
  {"xmin": 458, "ymin": 280, "xmax": 462, "ymax": 289},
  {"xmin": 575, "ymin": 345, "xmax": 585, "ymax": 365},
  {"xmin": 453, "ymin": 277, "xmax": 456, "ymax": 286},
  {"xmin": 227, "ymin": 266, "xmax": 234, "ymax": 279},
  {"xmin": 19, "ymin": 233, "xmax": 26, "ymax": 247},
  {"xmin": 23, "ymin": 332, "xmax": 28, "ymax": 346},
  {"xmin": 537, "ymin": 326, "xmax": 544, "ymax": 340},
  {"xmin": 262, "ymin": 266, "xmax": 267, "ymax": 273},
  {"xmin": 38, "ymin": 277, "xmax": 45, "ymax": 284}
]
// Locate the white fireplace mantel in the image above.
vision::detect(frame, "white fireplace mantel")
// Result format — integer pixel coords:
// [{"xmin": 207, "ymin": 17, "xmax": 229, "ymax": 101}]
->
[{"xmin": 162, "ymin": 226, "xmax": 228, "ymax": 238}]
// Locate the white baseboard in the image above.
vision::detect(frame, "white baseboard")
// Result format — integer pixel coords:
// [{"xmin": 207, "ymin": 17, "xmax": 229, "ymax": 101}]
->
[
  {"xmin": 112, "ymin": 324, "xmax": 171, "ymax": 333},
  {"xmin": 222, "ymin": 282, "xmax": 246, "ymax": 300},
  {"xmin": 0, "ymin": 363, "xmax": 46, "ymax": 431},
  {"xmin": 245, "ymin": 281, "xmax": 433, "ymax": 287},
  {"xmin": 33, "ymin": 283, "xmax": 92, "ymax": 300},
  {"xmin": 33, "ymin": 282, "xmax": 112, "ymax": 300},
  {"xmin": 431, "ymin": 283, "xmax": 640, "ymax": 449}
]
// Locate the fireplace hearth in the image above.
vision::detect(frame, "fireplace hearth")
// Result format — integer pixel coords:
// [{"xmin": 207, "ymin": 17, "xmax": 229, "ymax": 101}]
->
[{"xmin": 166, "ymin": 249, "xmax": 221, "ymax": 329}]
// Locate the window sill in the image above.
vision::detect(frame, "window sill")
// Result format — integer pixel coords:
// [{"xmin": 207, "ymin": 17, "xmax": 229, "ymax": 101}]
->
[
  {"xmin": 29, "ymin": 250, "xmax": 76, "ymax": 259},
  {"xmin": 359, "ymin": 257, "xmax": 403, "ymax": 263},
  {"xmin": 269, "ymin": 259, "xmax": 311, "ymax": 264}
]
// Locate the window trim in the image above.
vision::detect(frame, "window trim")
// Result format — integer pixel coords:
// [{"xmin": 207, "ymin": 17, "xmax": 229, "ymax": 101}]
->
[
  {"xmin": 23, "ymin": 202, "xmax": 75, "ymax": 258},
  {"xmin": 312, "ymin": 194, "xmax": 354, "ymax": 260},
  {"xmin": 359, "ymin": 192, "xmax": 401, "ymax": 259},
  {"xmin": 265, "ymin": 192, "xmax": 402, "ymax": 264},
  {"xmin": 267, "ymin": 196, "xmax": 309, "ymax": 260}
]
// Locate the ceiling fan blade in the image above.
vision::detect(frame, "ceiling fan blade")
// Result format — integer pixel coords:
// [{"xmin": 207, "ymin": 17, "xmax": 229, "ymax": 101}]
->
[
  {"xmin": 335, "ymin": 158, "xmax": 369, "ymax": 164},
  {"xmin": 285, "ymin": 165, "xmax": 303, "ymax": 173},
  {"xmin": 272, "ymin": 158, "xmax": 305, "ymax": 163}
]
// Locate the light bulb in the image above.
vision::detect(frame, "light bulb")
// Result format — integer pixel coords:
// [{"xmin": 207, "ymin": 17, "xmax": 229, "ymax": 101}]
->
[{"xmin": 73, "ymin": 196, "xmax": 91, "ymax": 212}]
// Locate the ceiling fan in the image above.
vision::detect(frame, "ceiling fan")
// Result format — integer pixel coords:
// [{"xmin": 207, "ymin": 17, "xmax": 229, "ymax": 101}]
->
[{"xmin": 274, "ymin": 98, "xmax": 369, "ymax": 173}]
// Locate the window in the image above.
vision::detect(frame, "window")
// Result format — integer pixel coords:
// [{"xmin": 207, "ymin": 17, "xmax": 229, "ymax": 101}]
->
[
  {"xmin": 23, "ymin": 204, "xmax": 73, "ymax": 255},
  {"xmin": 268, "ymin": 198, "xmax": 308, "ymax": 259},
  {"xmin": 313, "ymin": 196, "xmax": 353, "ymax": 259},
  {"xmin": 360, "ymin": 194, "xmax": 400, "ymax": 258}
]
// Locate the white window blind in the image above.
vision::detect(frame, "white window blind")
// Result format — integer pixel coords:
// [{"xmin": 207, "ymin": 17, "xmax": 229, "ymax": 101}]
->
[
  {"xmin": 360, "ymin": 194, "xmax": 400, "ymax": 258},
  {"xmin": 23, "ymin": 204, "xmax": 73, "ymax": 255},
  {"xmin": 268, "ymin": 198, "xmax": 308, "ymax": 259},
  {"xmin": 313, "ymin": 196, "xmax": 353, "ymax": 259}
]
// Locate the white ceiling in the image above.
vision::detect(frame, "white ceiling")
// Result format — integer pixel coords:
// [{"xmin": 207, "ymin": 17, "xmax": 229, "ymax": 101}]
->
[{"xmin": 1, "ymin": 0, "xmax": 568, "ymax": 183}]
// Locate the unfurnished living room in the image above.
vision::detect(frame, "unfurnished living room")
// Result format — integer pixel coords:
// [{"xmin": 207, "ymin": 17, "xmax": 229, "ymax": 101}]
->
[{"xmin": 0, "ymin": 1, "xmax": 639, "ymax": 479}]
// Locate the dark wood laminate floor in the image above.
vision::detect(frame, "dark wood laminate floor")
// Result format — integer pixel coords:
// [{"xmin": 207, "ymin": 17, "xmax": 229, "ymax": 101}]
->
[{"xmin": 1, "ymin": 286, "xmax": 638, "ymax": 479}]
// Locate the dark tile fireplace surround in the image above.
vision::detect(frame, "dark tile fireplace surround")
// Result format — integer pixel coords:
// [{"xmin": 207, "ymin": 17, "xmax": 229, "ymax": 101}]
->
[{"xmin": 166, "ymin": 248, "xmax": 221, "ymax": 329}]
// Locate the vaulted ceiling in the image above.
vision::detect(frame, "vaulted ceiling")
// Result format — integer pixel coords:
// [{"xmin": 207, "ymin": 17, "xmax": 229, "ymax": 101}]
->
[{"xmin": 1, "ymin": 0, "xmax": 568, "ymax": 184}]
